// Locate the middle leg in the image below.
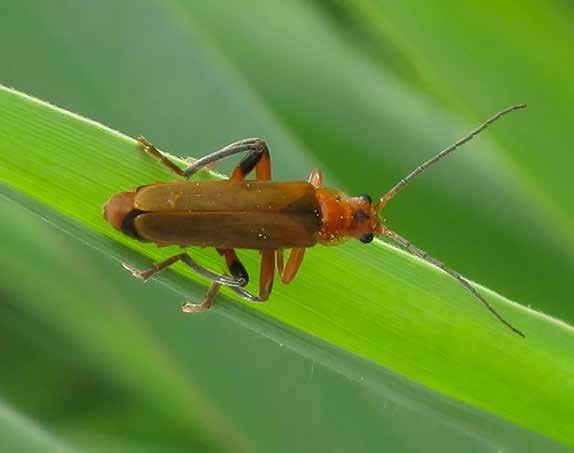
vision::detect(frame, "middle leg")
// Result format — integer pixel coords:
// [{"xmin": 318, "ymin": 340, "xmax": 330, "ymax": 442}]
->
[
  {"xmin": 216, "ymin": 138, "xmax": 273, "ymax": 299},
  {"xmin": 184, "ymin": 138, "xmax": 277, "ymax": 308},
  {"xmin": 229, "ymin": 250, "xmax": 275, "ymax": 302},
  {"xmin": 182, "ymin": 282, "xmax": 222, "ymax": 314},
  {"xmin": 183, "ymin": 250, "xmax": 275, "ymax": 312}
]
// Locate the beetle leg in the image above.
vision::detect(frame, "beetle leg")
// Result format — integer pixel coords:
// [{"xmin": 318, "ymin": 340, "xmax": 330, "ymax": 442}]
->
[
  {"xmin": 122, "ymin": 253, "xmax": 245, "ymax": 287},
  {"xmin": 183, "ymin": 156, "xmax": 218, "ymax": 172},
  {"xmin": 183, "ymin": 250, "xmax": 275, "ymax": 309},
  {"xmin": 258, "ymin": 250, "xmax": 275, "ymax": 299},
  {"xmin": 137, "ymin": 137, "xmax": 271, "ymax": 179},
  {"xmin": 229, "ymin": 139, "xmax": 271, "ymax": 180},
  {"xmin": 182, "ymin": 250, "xmax": 275, "ymax": 308},
  {"xmin": 122, "ymin": 254, "xmax": 182, "ymax": 280},
  {"xmin": 217, "ymin": 249, "xmax": 249, "ymax": 286},
  {"xmin": 276, "ymin": 249, "xmax": 285, "ymax": 274},
  {"xmin": 274, "ymin": 169, "xmax": 319, "ymax": 283},
  {"xmin": 179, "ymin": 139, "xmax": 276, "ymax": 304},
  {"xmin": 136, "ymin": 136, "xmax": 187, "ymax": 177},
  {"xmin": 179, "ymin": 254, "xmax": 247, "ymax": 286},
  {"xmin": 227, "ymin": 250, "xmax": 276, "ymax": 302},
  {"xmin": 213, "ymin": 140, "xmax": 272, "ymax": 289},
  {"xmin": 182, "ymin": 283, "xmax": 221, "ymax": 314},
  {"xmin": 183, "ymin": 138, "xmax": 270, "ymax": 178},
  {"xmin": 279, "ymin": 248, "xmax": 306, "ymax": 284}
]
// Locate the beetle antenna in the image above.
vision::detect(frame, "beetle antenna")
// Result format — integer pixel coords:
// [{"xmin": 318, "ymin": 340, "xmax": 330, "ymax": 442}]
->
[
  {"xmin": 382, "ymin": 228, "xmax": 525, "ymax": 337},
  {"xmin": 374, "ymin": 104, "xmax": 527, "ymax": 212}
]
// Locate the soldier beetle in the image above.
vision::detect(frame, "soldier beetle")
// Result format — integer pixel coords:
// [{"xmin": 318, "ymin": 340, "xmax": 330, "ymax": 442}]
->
[{"xmin": 103, "ymin": 105, "xmax": 526, "ymax": 337}]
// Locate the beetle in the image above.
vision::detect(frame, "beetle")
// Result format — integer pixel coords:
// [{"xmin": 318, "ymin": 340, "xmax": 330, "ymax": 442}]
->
[{"xmin": 103, "ymin": 105, "xmax": 526, "ymax": 337}]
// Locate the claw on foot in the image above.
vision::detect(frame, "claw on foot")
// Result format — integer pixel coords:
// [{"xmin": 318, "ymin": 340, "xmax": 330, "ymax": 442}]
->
[
  {"xmin": 182, "ymin": 301, "xmax": 208, "ymax": 314},
  {"xmin": 136, "ymin": 136, "xmax": 152, "ymax": 148},
  {"xmin": 121, "ymin": 262, "xmax": 149, "ymax": 281}
]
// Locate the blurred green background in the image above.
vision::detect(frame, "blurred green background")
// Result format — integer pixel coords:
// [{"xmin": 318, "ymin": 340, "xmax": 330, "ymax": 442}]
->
[{"xmin": 1, "ymin": 1, "xmax": 573, "ymax": 452}]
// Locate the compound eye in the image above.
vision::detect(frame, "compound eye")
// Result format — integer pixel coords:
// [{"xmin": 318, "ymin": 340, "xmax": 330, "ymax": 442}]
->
[
  {"xmin": 358, "ymin": 194, "xmax": 372, "ymax": 204},
  {"xmin": 360, "ymin": 232, "xmax": 374, "ymax": 244},
  {"xmin": 353, "ymin": 210, "xmax": 370, "ymax": 223}
]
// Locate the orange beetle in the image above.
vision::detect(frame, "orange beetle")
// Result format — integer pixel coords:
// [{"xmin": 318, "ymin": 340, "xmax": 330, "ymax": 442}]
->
[{"xmin": 103, "ymin": 105, "xmax": 526, "ymax": 337}]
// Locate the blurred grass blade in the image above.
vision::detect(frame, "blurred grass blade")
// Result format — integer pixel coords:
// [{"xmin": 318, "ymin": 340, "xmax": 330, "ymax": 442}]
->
[
  {"xmin": 0, "ymin": 400, "xmax": 76, "ymax": 453},
  {"xmin": 1, "ymin": 85, "xmax": 574, "ymax": 448},
  {"xmin": 348, "ymin": 0, "xmax": 574, "ymax": 244}
]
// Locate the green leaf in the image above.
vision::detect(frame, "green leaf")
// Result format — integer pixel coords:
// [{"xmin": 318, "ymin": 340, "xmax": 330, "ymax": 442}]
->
[
  {"xmin": 0, "ymin": 190, "xmax": 566, "ymax": 452},
  {"xmin": 348, "ymin": 0, "xmax": 574, "ymax": 239},
  {"xmin": 1, "ymin": 80, "xmax": 573, "ymax": 452},
  {"xmin": 4, "ymin": 188, "xmax": 560, "ymax": 453}
]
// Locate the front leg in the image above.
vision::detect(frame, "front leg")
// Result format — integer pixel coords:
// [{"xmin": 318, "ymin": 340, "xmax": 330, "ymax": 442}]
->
[
  {"xmin": 276, "ymin": 169, "xmax": 321, "ymax": 284},
  {"xmin": 278, "ymin": 248, "xmax": 306, "ymax": 284}
]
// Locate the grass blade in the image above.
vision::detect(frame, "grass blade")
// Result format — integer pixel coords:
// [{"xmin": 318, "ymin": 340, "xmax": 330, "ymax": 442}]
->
[{"xmin": 1, "ymin": 85, "xmax": 574, "ymax": 447}]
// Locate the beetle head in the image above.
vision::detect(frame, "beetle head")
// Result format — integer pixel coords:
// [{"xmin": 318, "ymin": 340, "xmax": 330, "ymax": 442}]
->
[{"xmin": 349, "ymin": 194, "xmax": 384, "ymax": 244}]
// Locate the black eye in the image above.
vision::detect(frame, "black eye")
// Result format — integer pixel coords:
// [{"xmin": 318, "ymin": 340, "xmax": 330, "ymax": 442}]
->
[
  {"xmin": 360, "ymin": 233, "xmax": 374, "ymax": 244},
  {"xmin": 353, "ymin": 210, "xmax": 370, "ymax": 222},
  {"xmin": 358, "ymin": 194, "xmax": 372, "ymax": 204}
]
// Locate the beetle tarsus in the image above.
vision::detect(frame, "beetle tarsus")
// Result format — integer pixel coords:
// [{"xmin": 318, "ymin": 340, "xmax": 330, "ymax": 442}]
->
[
  {"xmin": 136, "ymin": 135, "xmax": 151, "ymax": 148},
  {"xmin": 182, "ymin": 282, "xmax": 221, "ymax": 313},
  {"xmin": 136, "ymin": 136, "xmax": 186, "ymax": 177},
  {"xmin": 121, "ymin": 262, "xmax": 151, "ymax": 281},
  {"xmin": 229, "ymin": 286, "xmax": 268, "ymax": 303},
  {"xmin": 181, "ymin": 301, "xmax": 208, "ymax": 314}
]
